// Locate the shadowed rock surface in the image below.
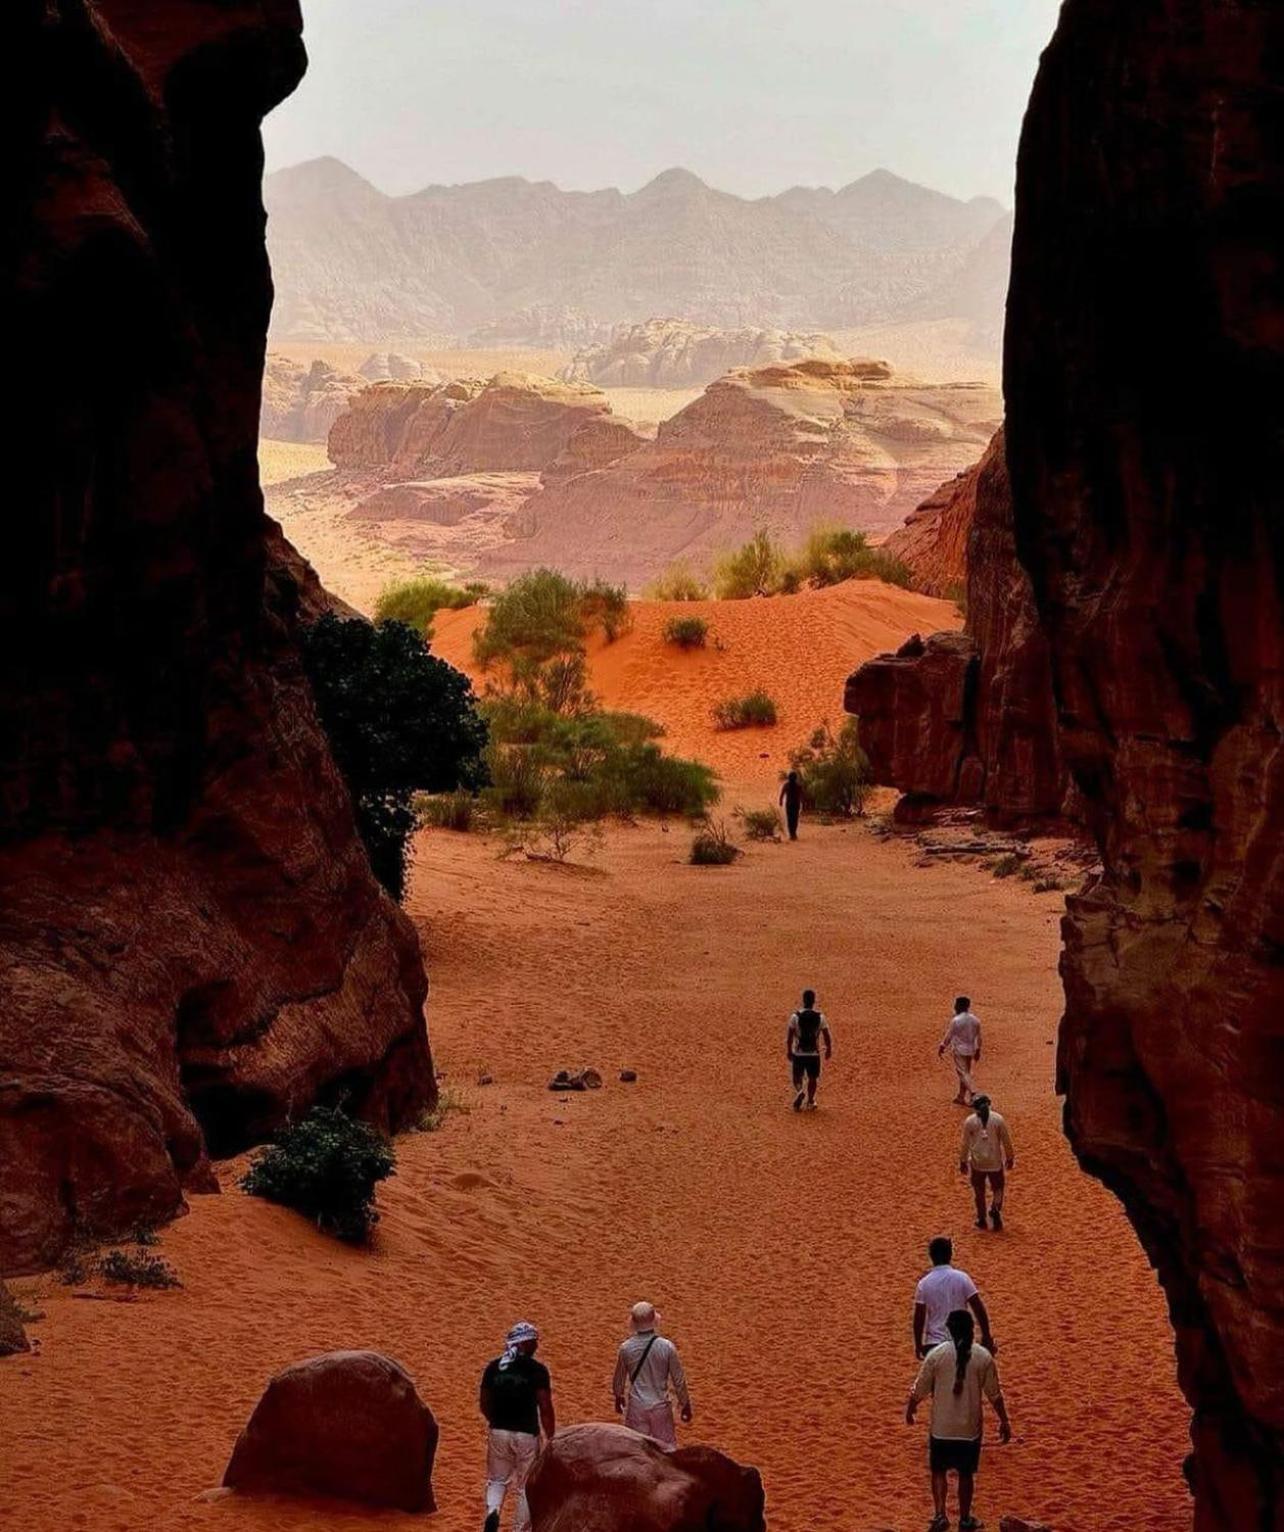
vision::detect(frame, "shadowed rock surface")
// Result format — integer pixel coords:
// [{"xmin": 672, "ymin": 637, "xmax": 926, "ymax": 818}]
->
[
  {"xmin": 1, "ymin": 0, "xmax": 433, "ymax": 1275},
  {"xmin": 526, "ymin": 1423, "xmax": 765, "ymax": 1532},
  {"xmin": 223, "ymin": 1350, "xmax": 437, "ymax": 1511}
]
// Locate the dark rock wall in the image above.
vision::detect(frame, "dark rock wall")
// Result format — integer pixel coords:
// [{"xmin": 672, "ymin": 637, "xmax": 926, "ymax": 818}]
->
[
  {"xmin": 1006, "ymin": 1, "xmax": 1284, "ymax": 1525},
  {"xmin": 1, "ymin": 0, "xmax": 433, "ymax": 1274}
]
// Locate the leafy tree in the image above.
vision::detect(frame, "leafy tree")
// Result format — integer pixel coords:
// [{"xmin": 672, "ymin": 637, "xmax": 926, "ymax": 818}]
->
[{"xmin": 303, "ymin": 615, "xmax": 488, "ymax": 899}]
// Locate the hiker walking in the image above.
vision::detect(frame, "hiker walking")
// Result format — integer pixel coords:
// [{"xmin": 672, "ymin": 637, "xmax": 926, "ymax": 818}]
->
[
  {"xmin": 913, "ymin": 1236, "xmax": 997, "ymax": 1358},
  {"xmin": 479, "ymin": 1321, "xmax": 555, "ymax": 1532},
  {"xmin": 960, "ymin": 1094, "xmax": 1015, "ymax": 1231},
  {"xmin": 906, "ymin": 1308, "xmax": 1011, "ymax": 1532},
  {"xmin": 938, "ymin": 996, "xmax": 982, "ymax": 1104},
  {"xmin": 612, "ymin": 1301, "xmax": 692, "ymax": 1449},
  {"xmin": 778, "ymin": 770, "xmax": 803, "ymax": 841},
  {"xmin": 786, "ymin": 988, "xmax": 832, "ymax": 1111}
]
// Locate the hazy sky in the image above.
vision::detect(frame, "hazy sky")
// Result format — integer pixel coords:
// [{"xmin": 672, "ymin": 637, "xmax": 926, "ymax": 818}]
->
[{"xmin": 264, "ymin": 0, "xmax": 1063, "ymax": 203}]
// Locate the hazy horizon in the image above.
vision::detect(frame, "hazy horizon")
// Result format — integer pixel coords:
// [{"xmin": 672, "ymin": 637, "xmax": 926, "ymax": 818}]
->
[{"xmin": 265, "ymin": 0, "xmax": 1062, "ymax": 206}]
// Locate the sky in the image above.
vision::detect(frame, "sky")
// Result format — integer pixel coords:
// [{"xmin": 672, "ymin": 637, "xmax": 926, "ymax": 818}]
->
[{"xmin": 264, "ymin": 0, "xmax": 1064, "ymax": 204}]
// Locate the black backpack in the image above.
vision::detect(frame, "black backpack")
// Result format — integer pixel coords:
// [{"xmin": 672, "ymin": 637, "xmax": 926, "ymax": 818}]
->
[{"xmin": 796, "ymin": 1008, "xmax": 823, "ymax": 1051}]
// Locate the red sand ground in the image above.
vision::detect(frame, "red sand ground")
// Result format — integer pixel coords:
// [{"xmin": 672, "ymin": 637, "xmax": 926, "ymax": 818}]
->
[
  {"xmin": 1, "ymin": 580, "xmax": 1191, "ymax": 1532},
  {"xmin": 431, "ymin": 581, "xmax": 962, "ymax": 786}
]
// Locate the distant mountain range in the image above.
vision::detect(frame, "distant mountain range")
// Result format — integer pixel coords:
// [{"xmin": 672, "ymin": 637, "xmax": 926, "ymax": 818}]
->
[{"xmin": 264, "ymin": 159, "xmax": 1011, "ymax": 350}]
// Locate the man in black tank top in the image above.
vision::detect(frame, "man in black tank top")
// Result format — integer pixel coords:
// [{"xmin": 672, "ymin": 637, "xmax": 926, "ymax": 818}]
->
[{"xmin": 785, "ymin": 987, "xmax": 833, "ymax": 1111}]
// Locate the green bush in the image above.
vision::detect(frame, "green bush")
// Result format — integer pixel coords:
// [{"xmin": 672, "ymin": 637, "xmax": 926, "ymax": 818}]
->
[
  {"xmin": 647, "ymin": 562, "xmax": 710, "ymax": 601},
  {"xmin": 739, "ymin": 806, "xmax": 783, "ymax": 842},
  {"xmin": 374, "ymin": 577, "xmax": 483, "ymax": 639},
  {"xmin": 605, "ymin": 743, "xmax": 718, "ymax": 817},
  {"xmin": 788, "ymin": 719, "xmax": 870, "ymax": 817},
  {"xmin": 100, "ymin": 1250, "xmax": 180, "ymax": 1289},
  {"xmin": 241, "ymin": 1104, "xmax": 396, "ymax": 1243},
  {"xmin": 864, "ymin": 549, "xmax": 914, "ymax": 588},
  {"xmin": 484, "ymin": 743, "xmax": 549, "ymax": 818},
  {"xmin": 690, "ymin": 819, "xmax": 741, "ymax": 865},
  {"xmin": 663, "ymin": 615, "xmax": 709, "ymax": 649},
  {"xmin": 795, "ymin": 525, "xmax": 871, "ymax": 587},
  {"xmin": 991, "ymin": 853, "xmax": 1024, "ymax": 878},
  {"xmin": 712, "ymin": 689, "xmax": 779, "ymax": 730},
  {"xmin": 578, "ymin": 579, "xmax": 632, "ymax": 643},
  {"xmin": 417, "ymin": 790, "xmax": 478, "ymax": 831},
  {"xmin": 713, "ymin": 529, "xmax": 785, "ymax": 600},
  {"xmin": 303, "ymin": 616, "xmax": 489, "ymax": 900}
]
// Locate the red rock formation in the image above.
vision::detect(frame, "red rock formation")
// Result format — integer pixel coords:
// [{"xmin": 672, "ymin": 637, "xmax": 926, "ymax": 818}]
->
[
  {"xmin": 1005, "ymin": 1, "xmax": 1284, "ymax": 1522},
  {"xmin": 224, "ymin": 1351, "xmax": 438, "ymax": 1511},
  {"xmin": 880, "ymin": 457, "xmax": 980, "ymax": 598},
  {"xmin": 1, "ymin": 0, "xmax": 432, "ymax": 1274},
  {"xmin": 845, "ymin": 431, "xmax": 1068, "ymax": 825},
  {"xmin": 560, "ymin": 319, "xmax": 846, "ymax": 388}
]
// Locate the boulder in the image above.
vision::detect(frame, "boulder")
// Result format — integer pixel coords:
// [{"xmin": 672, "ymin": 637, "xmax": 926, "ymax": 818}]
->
[
  {"xmin": 223, "ymin": 1351, "xmax": 437, "ymax": 1512},
  {"xmin": 526, "ymin": 1423, "xmax": 764, "ymax": 1532}
]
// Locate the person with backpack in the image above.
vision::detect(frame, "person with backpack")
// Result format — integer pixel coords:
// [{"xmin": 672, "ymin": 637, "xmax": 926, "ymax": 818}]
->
[
  {"xmin": 479, "ymin": 1321, "xmax": 555, "ymax": 1532},
  {"xmin": 612, "ymin": 1300, "xmax": 692, "ymax": 1449},
  {"xmin": 938, "ymin": 995, "xmax": 982, "ymax": 1105},
  {"xmin": 905, "ymin": 1307, "xmax": 1011, "ymax": 1532},
  {"xmin": 786, "ymin": 988, "xmax": 833, "ymax": 1111},
  {"xmin": 778, "ymin": 770, "xmax": 804, "ymax": 840},
  {"xmin": 959, "ymin": 1094, "xmax": 1016, "ymax": 1231}
]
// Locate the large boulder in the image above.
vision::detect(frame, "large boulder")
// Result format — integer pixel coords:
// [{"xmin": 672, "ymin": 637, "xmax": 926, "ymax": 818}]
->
[
  {"xmin": 526, "ymin": 1424, "xmax": 764, "ymax": 1532},
  {"xmin": 223, "ymin": 1351, "xmax": 437, "ymax": 1511},
  {"xmin": 2, "ymin": 0, "xmax": 433, "ymax": 1274}
]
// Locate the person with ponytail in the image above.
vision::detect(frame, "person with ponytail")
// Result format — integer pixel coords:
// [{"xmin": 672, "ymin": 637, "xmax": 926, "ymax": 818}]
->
[{"xmin": 905, "ymin": 1307, "xmax": 1011, "ymax": 1532}]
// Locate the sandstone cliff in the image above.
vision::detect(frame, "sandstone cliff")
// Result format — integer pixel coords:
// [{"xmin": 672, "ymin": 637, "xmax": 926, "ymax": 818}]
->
[
  {"xmin": 2, "ymin": 0, "xmax": 433, "ymax": 1275},
  {"xmin": 1006, "ymin": 1, "xmax": 1284, "ymax": 1522},
  {"xmin": 560, "ymin": 319, "xmax": 844, "ymax": 389},
  {"xmin": 879, "ymin": 456, "xmax": 980, "ymax": 598},
  {"xmin": 261, "ymin": 355, "xmax": 366, "ymax": 443}
]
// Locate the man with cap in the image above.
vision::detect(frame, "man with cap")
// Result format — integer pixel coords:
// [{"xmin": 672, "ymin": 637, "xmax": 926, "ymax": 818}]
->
[
  {"xmin": 479, "ymin": 1321, "xmax": 555, "ymax": 1532},
  {"xmin": 959, "ymin": 1095, "xmax": 1015, "ymax": 1231},
  {"xmin": 612, "ymin": 1301, "xmax": 692, "ymax": 1449}
]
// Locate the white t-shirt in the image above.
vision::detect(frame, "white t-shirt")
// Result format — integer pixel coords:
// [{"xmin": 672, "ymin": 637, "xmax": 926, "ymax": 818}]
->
[
  {"xmin": 911, "ymin": 1341, "xmax": 1002, "ymax": 1440},
  {"xmin": 943, "ymin": 1011, "xmax": 981, "ymax": 1056},
  {"xmin": 914, "ymin": 1264, "xmax": 979, "ymax": 1346}
]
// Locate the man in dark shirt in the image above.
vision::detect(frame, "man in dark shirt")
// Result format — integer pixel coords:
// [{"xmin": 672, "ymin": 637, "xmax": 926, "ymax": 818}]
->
[
  {"xmin": 779, "ymin": 769, "xmax": 803, "ymax": 840},
  {"xmin": 479, "ymin": 1321, "xmax": 555, "ymax": 1532}
]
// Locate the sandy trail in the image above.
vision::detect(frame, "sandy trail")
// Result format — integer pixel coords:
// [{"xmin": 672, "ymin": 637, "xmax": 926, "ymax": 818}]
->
[{"xmin": 3, "ymin": 816, "xmax": 1188, "ymax": 1532}]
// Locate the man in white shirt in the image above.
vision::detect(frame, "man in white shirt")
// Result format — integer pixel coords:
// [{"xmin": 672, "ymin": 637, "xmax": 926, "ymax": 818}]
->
[
  {"xmin": 913, "ymin": 1236, "xmax": 997, "ymax": 1358},
  {"xmin": 785, "ymin": 988, "xmax": 833, "ymax": 1111},
  {"xmin": 938, "ymin": 995, "xmax": 982, "ymax": 1104},
  {"xmin": 612, "ymin": 1301, "xmax": 692, "ymax": 1449},
  {"xmin": 959, "ymin": 1094, "xmax": 1015, "ymax": 1231}
]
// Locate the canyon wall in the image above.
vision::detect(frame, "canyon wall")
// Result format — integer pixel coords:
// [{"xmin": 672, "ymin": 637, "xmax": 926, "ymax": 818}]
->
[
  {"xmin": 1, "ymin": 0, "xmax": 433, "ymax": 1274},
  {"xmin": 1005, "ymin": 2, "xmax": 1284, "ymax": 1523}
]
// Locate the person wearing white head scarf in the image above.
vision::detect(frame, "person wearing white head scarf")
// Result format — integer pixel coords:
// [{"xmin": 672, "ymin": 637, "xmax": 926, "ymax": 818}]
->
[
  {"xmin": 480, "ymin": 1322, "xmax": 554, "ymax": 1532},
  {"xmin": 612, "ymin": 1301, "xmax": 692, "ymax": 1450}
]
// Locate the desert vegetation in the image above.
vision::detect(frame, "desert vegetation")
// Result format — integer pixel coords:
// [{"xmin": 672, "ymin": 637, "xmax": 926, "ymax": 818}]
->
[
  {"xmin": 738, "ymin": 806, "xmax": 783, "ymax": 842},
  {"xmin": 646, "ymin": 561, "xmax": 710, "ymax": 601},
  {"xmin": 373, "ymin": 576, "xmax": 488, "ymax": 639},
  {"xmin": 690, "ymin": 818, "xmax": 741, "ymax": 865},
  {"xmin": 662, "ymin": 615, "xmax": 710, "ymax": 649},
  {"xmin": 708, "ymin": 526, "xmax": 913, "ymax": 600},
  {"xmin": 787, "ymin": 719, "xmax": 871, "ymax": 818},
  {"xmin": 712, "ymin": 689, "xmax": 779, "ymax": 730}
]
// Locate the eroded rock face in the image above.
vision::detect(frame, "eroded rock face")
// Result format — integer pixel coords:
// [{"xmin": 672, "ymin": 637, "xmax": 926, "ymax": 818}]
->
[
  {"xmin": 880, "ymin": 459, "xmax": 979, "ymax": 598},
  {"xmin": 1005, "ymin": 1, "xmax": 1284, "ymax": 1522},
  {"xmin": 1, "ymin": 0, "xmax": 432, "ymax": 1274},
  {"xmin": 526, "ymin": 1424, "xmax": 765, "ymax": 1532},
  {"xmin": 845, "ymin": 431, "xmax": 1069, "ymax": 825},
  {"xmin": 560, "ymin": 319, "xmax": 845, "ymax": 389},
  {"xmin": 261, "ymin": 355, "xmax": 366, "ymax": 443},
  {"xmin": 224, "ymin": 1351, "xmax": 437, "ymax": 1511}
]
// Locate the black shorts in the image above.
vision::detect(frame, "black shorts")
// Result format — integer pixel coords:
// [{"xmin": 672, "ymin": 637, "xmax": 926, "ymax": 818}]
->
[
  {"xmin": 929, "ymin": 1436, "xmax": 981, "ymax": 1474},
  {"xmin": 791, "ymin": 1054, "xmax": 821, "ymax": 1085}
]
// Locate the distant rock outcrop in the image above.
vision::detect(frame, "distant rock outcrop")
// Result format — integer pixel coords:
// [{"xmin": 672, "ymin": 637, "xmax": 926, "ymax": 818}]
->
[
  {"xmin": 560, "ymin": 319, "xmax": 844, "ymax": 389},
  {"xmin": 490, "ymin": 359, "xmax": 1000, "ymax": 587},
  {"xmin": 358, "ymin": 351, "xmax": 435, "ymax": 382},
  {"xmin": 3, "ymin": 0, "xmax": 433, "ymax": 1275},
  {"xmin": 224, "ymin": 1351, "xmax": 438, "ymax": 1512},
  {"xmin": 261, "ymin": 355, "xmax": 366, "ymax": 442}
]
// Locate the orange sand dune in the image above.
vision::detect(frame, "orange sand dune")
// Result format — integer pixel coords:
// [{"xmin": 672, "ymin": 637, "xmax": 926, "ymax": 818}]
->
[
  {"xmin": 1, "ymin": 818, "xmax": 1190, "ymax": 1532},
  {"xmin": 432, "ymin": 580, "xmax": 961, "ymax": 787}
]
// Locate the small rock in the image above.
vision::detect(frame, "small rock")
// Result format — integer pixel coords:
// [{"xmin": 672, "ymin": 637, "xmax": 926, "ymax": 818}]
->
[
  {"xmin": 1000, "ymin": 1518, "xmax": 1054, "ymax": 1532},
  {"xmin": 548, "ymin": 1068, "xmax": 601, "ymax": 1091},
  {"xmin": 581, "ymin": 1068, "xmax": 603, "ymax": 1090},
  {"xmin": 619, "ymin": 1069, "xmax": 638, "ymax": 1083},
  {"xmin": 477, "ymin": 1072, "xmax": 494, "ymax": 1086}
]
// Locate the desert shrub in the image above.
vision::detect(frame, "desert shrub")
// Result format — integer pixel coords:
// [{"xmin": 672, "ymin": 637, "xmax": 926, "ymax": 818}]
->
[
  {"xmin": 796, "ymin": 525, "xmax": 871, "ymax": 587},
  {"xmin": 690, "ymin": 819, "xmax": 742, "ymax": 865},
  {"xmin": 647, "ymin": 562, "xmax": 710, "ymax": 601},
  {"xmin": 605, "ymin": 743, "xmax": 718, "ymax": 817},
  {"xmin": 474, "ymin": 568, "xmax": 585, "ymax": 671},
  {"xmin": 534, "ymin": 651, "xmax": 595, "ymax": 715},
  {"xmin": 1034, "ymin": 876, "xmax": 1067, "ymax": 893},
  {"xmin": 945, "ymin": 580, "xmax": 968, "ymax": 615},
  {"xmin": 415, "ymin": 1086, "xmax": 472, "ymax": 1133},
  {"xmin": 713, "ymin": 529, "xmax": 785, "ymax": 600},
  {"xmin": 417, "ymin": 789, "xmax": 479, "ymax": 831},
  {"xmin": 484, "ymin": 743, "xmax": 549, "ymax": 818},
  {"xmin": 663, "ymin": 615, "xmax": 709, "ymax": 649},
  {"xmin": 788, "ymin": 719, "xmax": 870, "ymax": 817},
  {"xmin": 991, "ymin": 853, "xmax": 1024, "ymax": 878},
  {"xmin": 739, "ymin": 806, "xmax": 783, "ymax": 842},
  {"xmin": 241, "ymin": 1103, "xmax": 396, "ymax": 1243},
  {"xmin": 303, "ymin": 615, "xmax": 489, "ymax": 900},
  {"xmin": 713, "ymin": 689, "xmax": 779, "ymax": 730},
  {"xmin": 100, "ymin": 1250, "xmax": 180, "ymax": 1289},
  {"xmin": 374, "ymin": 577, "xmax": 481, "ymax": 639},
  {"xmin": 864, "ymin": 549, "xmax": 914, "ymax": 588},
  {"xmin": 579, "ymin": 579, "xmax": 632, "ymax": 643}
]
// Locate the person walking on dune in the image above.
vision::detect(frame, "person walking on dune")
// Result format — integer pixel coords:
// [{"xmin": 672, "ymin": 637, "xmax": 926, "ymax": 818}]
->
[
  {"xmin": 906, "ymin": 1307, "xmax": 1011, "ymax": 1532},
  {"xmin": 913, "ymin": 1236, "xmax": 997, "ymax": 1359},
  {"xmin": 786, "ymin": 988, "xmax": 832, "ymax": 1111},
  {"xmin": 779, "ymin": 769, "xmax": 803, "ymax": 841},
  {"xmin": 960, "ymin": 1094, "xmax": 1015, "ymax": 1231},
  {"xmin": 938, "ymin": 996, "xmax": 982, "ymax": 1105},
  {"xmin": 479, "ymin": 1321, "xmax": 555, "ymax": 1532},
  {"xmin": 613, "ymin": 1301, "xmax": 692, "ymax": 1449}
]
